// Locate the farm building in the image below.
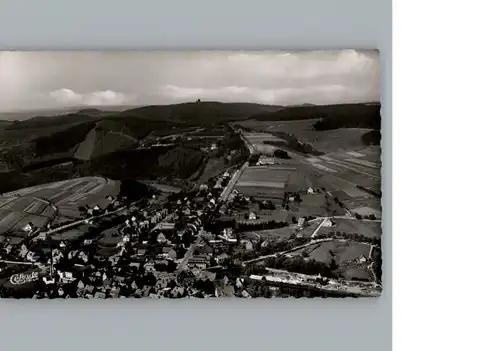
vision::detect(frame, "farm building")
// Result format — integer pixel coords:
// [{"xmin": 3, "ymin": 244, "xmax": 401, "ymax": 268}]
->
[
  {"xmin": 257, "ymin": 157, "xmax": 276, "ymax": 166},
  {"xmin": 235, "ymin": 186, "xmax": 285, "ymax": 205}
]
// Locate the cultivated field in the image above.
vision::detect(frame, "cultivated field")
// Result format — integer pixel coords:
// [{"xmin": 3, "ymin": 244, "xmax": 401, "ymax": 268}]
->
[
  {"xmin": 73, "ymin": 128, "xmax": 137, "ymax": 161},
  {"xmin": 319, "ymin": 218, "xmax": 382, "ymax": 238},
  {"xmin": 239, "ymin": 119, "xmax": 373, "ymax": 154},
  {"xmin": 288, "ymin": 194, "xmax": 328, "ymax": 218},
  {"xmin": 243, "ymin": 132, "xmax": 286, "ymax": 155},
  {"xmin": 0, "ymin": 177, "xmax": 120, "ymax": 234},
  {"xmin": 240, "ymin": 226, "xmax": 298, "ymax": 241},
  {"xmin": 73, "ymin": 128, "xmax": 97, "ymax": 160},
  {"xmin": 236, "ymin": 165, "xmax": 296, "ymax": 203},
  {"xmin": 239, "ymin": 119, "xmax": 382, "ymax": 242},
  {"xmin": 307, "ymin": 240, "xmax": 370, "ymax": 263}
]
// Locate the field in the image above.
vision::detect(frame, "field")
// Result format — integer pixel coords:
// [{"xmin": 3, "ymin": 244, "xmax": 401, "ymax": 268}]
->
[
  {"xmin": 239, "ymin": 119, "xmax": 373, "ymax": 154},
  {"xmin": 319, "ymin": 218, "xmax": 382, "ymax": 238},
  {"xmin": 238, "ymin": 119, "xmax": 383, "ymax": 241},
  {"xmin": 289, "ymin": 239, "xmax": 374, "ymax": 280},
  {"xmin": 73, "ymin": 127, "xmax": 137, "ymax": 161},
  {"xmin": 304, "ymin": 240, "xmax": 371, "ymax": 265},
  {"xmin": 288, "ymin": 194, "xmax": 328, "ymax": 218},
  {"xmin": 243, "ymin": 132, "xmax": 286, "ymax": 155},
  {"xmin": 236, "ymin": 165, "xmax": 295, "ymax": 203},
  {"xmin": 51, "ymin": 225, "xmax": 90, "ymax": 241},
  {"xmin": 0, "ymin": 177, "xmax": 120, "ymax": 234},
  {"xmin": 196, "ymin": 158, "xmax": 227, "ymax": 184},
  {"xmin": 240, "ymin": 226, "xmax": 298, "ymax": 241},
  {"xmin": 73, "ymin": 128, "xmax": 97, "ymax": 160},
  {"xmin": 139, "ymin": 182, "xmax": 181, "ymax": 194},
  {"xmin": 231, "ymin": 206, "xmax": 290, "ymax": 224}
]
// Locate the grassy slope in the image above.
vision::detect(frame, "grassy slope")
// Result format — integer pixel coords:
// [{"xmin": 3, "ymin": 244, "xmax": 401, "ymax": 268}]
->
[
  {"xmin": 116, "ymin": 102, "xmax": 284, "ymax": 124},
  {"xmin": 250, "ymin": 103, "xmax": 381, "ymax": 130}
]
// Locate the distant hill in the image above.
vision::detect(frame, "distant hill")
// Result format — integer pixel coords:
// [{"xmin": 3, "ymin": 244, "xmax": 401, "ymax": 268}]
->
[
  {"xmin": 0, "ymin": 105, "xmax": 134, "ymax": 121},
  {"xmin": 288, "ymin": 103, "xmax": 316, "ymax": 107},
  {"xmin": 3, "ymin": 101, "xmax": 283, "ymax": 131},
  {"xmin": 250, "ymin": 103, "xmax": 381, "ymax": 130},
  {"xmin": 4, "ymin": 112, "xmax": 99, "ymax": 130},
  {"xmin": 116, "ymin": 101, "xmax": 284, "ymax": 124}
]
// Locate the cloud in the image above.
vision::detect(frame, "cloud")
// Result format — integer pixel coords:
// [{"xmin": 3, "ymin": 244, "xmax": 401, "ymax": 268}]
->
[
  {"xmin": 49, "ymin": 88, "xmax": 84, "ymax": 104},
  {"xmin": 85, "ymin": 90, "xmax": 131, "ymax": 106},
  {"xmin": 158, "ymin": 84, "xmax": 351, "ymax": 105},
  {"xmin": 0, "ymin": 50, "xmax": 379, "ymax": 112},
  {"xmin": 48, "ymin": 88, "xmax": 132, "ymax": 106}
]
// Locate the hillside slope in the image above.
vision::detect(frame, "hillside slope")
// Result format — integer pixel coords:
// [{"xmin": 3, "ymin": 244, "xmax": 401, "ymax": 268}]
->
[
  {"xmin": 250, "ymin": 103, "xmax": 381, "ymax": 130},
  {"xmin": 116, "ymin": 101, "xmax": 284, "ymax": 124}
]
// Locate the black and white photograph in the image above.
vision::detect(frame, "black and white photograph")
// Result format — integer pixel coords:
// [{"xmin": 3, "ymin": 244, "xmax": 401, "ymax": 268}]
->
[{"xmin": 0, "ymin": 50, "xmax": 382, "ymax": 299}]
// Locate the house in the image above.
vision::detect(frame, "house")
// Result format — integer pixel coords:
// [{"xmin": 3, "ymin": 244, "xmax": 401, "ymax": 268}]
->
[
  {"xmin": 58, "ymin": 271, "xmax": 75, "ymax": 284},
  {"xmin": 241, "ymin": 290, "xmax": 251, "ymax": 298},
  {"xmin": 94, "ymin": 291, "xmax": 106, "ymax": 299},
  {"xmin": 26, "ymin": 251, "xmax": 38, "ymax": 262},
  {"xmin": 248, "ymin": 211, "xmax": 257, "ymax": 220},
  {"xmin": 144, "ymin": 261, "xmax": 156, "ymax": 272},
  {"xmin": 215, "ymin": 284, "xmax": 235, "ymax": 297},
  {"xmin": 243, "ymin": 240, "xmax": 253, "ymax": 251},
  {"xmin": 157, "ymin": 232, "xmax": 167, "ymax": 244},
  {"xmin": 297, "ymin": 217, "xmax": 305, "ymax": 227},
  {"xmin": 130, "ymin": 262, "xmax": 140, "ymax": 269},
  {"xmin": 215, "ymin": 253, "xmax": 230, "ymax": 264},
  {"xmin": 357, "ymin": 255, "xmax": 368, "ymax": 264},
  {"xmin": 323, "ymin": 219, "xmax": 334, "ymax": 227},
  {"xmin": 85, "ymin": 285, "xmax": 95, "ymax": 294},
  {"xmin": 23, "ymin": 222, "xmax": 34, "ymax": 233},
  {"xmin": 187, "ymin": 254, "xmax": 211, "ymax": 269},
  {"xmin": 19, "ymin": 244, "xmax": 28, "ymax": 258},
  {"xmin": 137, "ymin": 248, "xmax": 147, "ymax": 256},
  {"xmin": 198, "ymin": 270, "xmax": 216, "ymax": 282},
  {"xmin": 307, "ymin": 187, "xmax": 314, "ymax": 194}
]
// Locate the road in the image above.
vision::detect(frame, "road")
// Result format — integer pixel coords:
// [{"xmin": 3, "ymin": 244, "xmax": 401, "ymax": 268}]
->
[
  {"xmin": 176, "ymin": 128, "xmax": 254, "ymax": 272},
  {"xmin": 239, "ymin": 133, "xmax": 256, "ymax": 155},
  {"xmin": 311, "ymin": 217, "xmax": 329, "ymax": 238},
  {"xmin": 219, "ymin": 162, "xmax": 248, "ymax": 202},
  {"xmin": 38, "ymin": 205, "xmax": 129, "ymax": 236},
  {"xmin": 219, "ymin": 126, "xmax": 254, "ymax": 203},
  {"xmin": 176, "ymin": 236, "xmax": 203, "ymax": 272}
]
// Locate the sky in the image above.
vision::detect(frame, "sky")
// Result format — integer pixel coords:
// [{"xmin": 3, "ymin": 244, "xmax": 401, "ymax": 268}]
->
[{"xmin": 0, "ymin": 50, "xmax": 379, "ymax": 113}]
